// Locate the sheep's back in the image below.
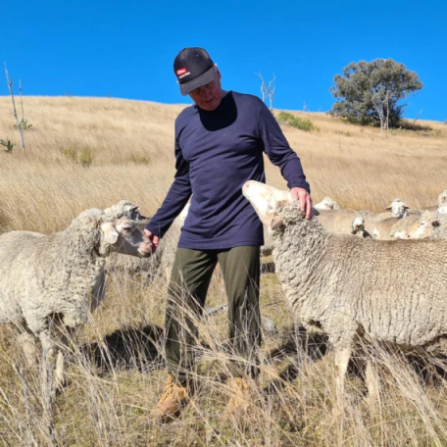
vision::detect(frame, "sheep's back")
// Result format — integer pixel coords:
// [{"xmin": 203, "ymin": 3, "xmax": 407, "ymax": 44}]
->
[
  {"xmin": 0, "ymin": 230, "xmax": 94, "ymax": 333},
  {"xmin": 275, "ymin": 227, "xmax": 447, "ymax": 348},
  {"xmin": 0, "ymin": 231, "xmax": 47, "ymax": 326},
  {"xmin": 321, "ymin": 237, "xmax": 447, "ymax": 347}
]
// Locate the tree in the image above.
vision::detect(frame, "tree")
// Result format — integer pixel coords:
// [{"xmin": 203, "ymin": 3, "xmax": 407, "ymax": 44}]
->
[
  {"xmin": 255, "ymin": 72, "xmax": 276, "ymax": 110},
  {"xmin": 329, "ymin": 59, "xmax": 423, "ymax": 130}
]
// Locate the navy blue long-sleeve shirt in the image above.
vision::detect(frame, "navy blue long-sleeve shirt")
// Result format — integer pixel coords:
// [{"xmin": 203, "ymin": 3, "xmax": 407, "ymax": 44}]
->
[{"xmin": 146, "ymin": 91, "xmax": 310, "ymax": 249}]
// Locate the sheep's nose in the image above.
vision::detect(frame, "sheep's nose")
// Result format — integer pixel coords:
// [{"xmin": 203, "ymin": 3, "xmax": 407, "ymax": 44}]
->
[{"xmin": 140, "ymin": 241, "xmax": 152, "ymax": 257}]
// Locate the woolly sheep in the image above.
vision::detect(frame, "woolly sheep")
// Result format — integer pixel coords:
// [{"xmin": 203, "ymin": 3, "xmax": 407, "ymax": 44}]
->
[
  {"xmin": 242, "ymin": 180, "xmax": 447, "ymax": 398},
  {"xmin": 405, "ymin": 211, "xmax": 447, "ymax": 240},
  {"xmin": 437, "ymin": 190, "xmax": 447, "ymax": 214},
  {"xmin": 390, "ymin": 213, "xmax": 426, "ymax": 239},
  {"xmin": 360, "ymin": 199, "xmax": 412, "ymax": 239},
  {"xmin": 0, "ymin": 201, "xmax": 152, "ymax": 390},
  {"xmin": 315, "ymin": 209, "xmax": 370, "ymax": 238},
  {"xmin": 105, "ymin": 201, "xmax": 190, "ymax": 283},
  {"xmin": 313, "ymin": 196, "xmax": 340, "ymax": 211}
]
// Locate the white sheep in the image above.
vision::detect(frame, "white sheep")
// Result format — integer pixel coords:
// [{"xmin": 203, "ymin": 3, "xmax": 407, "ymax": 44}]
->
[
  {"xmin": 315, "ymin": 209, "xmax": 370, "ymax": 238},
  {"xmin": 437, "ymin": 190, "xmax": 447, "ymax": 214},
  {"xmin": 0, "ymin": 201, "xmax": 152, "ymax": 390},
  {"xmin": 390, "ymin": 213, "xmax": 426, "ymax": 239},
  {"xmin": 405, "ymin": 211, "xmax": 447, "ymax": 240},
  {"xmin": 313, "ymin": 196, "xmax": 340, "ymax": 211},
  {"xmin": 360, "ymin": 198, "xmax": 411, "ymax": 239},
  {"xmin": 106, "ymin": 201, "xmax": 190, "ymax": 283},
  {"xmin": 242, "ymin": 180, "xmax": 447, "ymax": 399}
]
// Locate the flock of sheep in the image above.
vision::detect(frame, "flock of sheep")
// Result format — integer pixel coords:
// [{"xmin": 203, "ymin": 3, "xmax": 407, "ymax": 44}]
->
[
  {"xmin": 0, "ymin": 184, "xmax": 447, "ymax": 400},
  {"xmin": 313, "ymin": 189, "xmax": 447, "ymax": 241},
  {"xmin": 242, "ymin": 181, "xmax": 447, "ymax": 399}
]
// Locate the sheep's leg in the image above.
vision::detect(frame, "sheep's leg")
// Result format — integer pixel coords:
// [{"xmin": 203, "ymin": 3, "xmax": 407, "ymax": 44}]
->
[
  {"xmin": 39, "ymin": 330, "xmax": 57, "ymax": 442},
  {"xmin": 18, "ymin": 332, "xmax": 38, "ymax": 368},
  {"xmin": 326, "ymin": 314, "xmax": 357, "ymax": 399},
  {"xmin": 365, "ymin": 358, "xmax": 380, "ymax": 401},
  {"xmin": 54, "ymin": 351, "xmax": 65, "ymax": 391},
  {"xmin": 54, "ymin": 326, "xmax": 79, "ymax": 391},
  {"xmin": 334, "ymin": 347, "xmax": 351, "ymax": 398},
  {"xmin": 39, "ymin": 330, "xmax": 56, "ymax": 393}
]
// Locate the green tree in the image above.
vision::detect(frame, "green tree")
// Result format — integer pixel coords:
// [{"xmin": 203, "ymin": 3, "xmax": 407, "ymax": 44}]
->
[{"xmin": 329, "ymin": 59, "xmax": 423, "ymax": 129}]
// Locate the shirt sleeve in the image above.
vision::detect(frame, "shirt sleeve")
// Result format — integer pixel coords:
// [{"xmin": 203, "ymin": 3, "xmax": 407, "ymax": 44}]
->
[
  {"xmin": 145, "ymin": 122, "xmax": 192, "ymax": 238},
  {"xmin": 257, "ymin": 101, "xmax": 311, "ymax": 193}
]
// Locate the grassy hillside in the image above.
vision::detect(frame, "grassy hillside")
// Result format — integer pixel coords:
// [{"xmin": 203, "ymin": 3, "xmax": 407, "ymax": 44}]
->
[{"xmin": 0, "ymin": 96, "xmax": 447, "ymax": 446}]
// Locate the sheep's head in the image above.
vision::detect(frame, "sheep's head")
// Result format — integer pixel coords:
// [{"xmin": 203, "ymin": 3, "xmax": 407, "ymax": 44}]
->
[
  {"xmin": 437, "ymin": 190, "xmax": 447, "ymax": 214},
  {"xmin": 75, "ymin": 200, "xmax": 151, "ymax": 258},
  {"xmin": 385, "ymin": 198, "xmax": 410, "ymax": 218},
  {"xmin": 407, "ymin": 211, "xmax": 440, "ymax": 239},
  {"xmin": 103, "ymin": 200, "xmax": 149, "ymax": 223},
  {"xmin": 242, "ymin": 181, "xmax": 297, "ymax": 230},
  {"xmin": 314, "ymin": 196, "xmax": 340, "ymax": 211},
  {"xmin": 351, "ymin": 215, "xmax": 365, "ymax": 235},
  {"xmin": 438, "ymin": 190, "xmax": 447, "ymax": 205}
]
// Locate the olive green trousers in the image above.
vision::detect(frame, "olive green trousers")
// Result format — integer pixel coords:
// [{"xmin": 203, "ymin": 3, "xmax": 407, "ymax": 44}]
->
[{"xmin": 165, "ymin": 246, "xmax": 261, "ymax": 385}]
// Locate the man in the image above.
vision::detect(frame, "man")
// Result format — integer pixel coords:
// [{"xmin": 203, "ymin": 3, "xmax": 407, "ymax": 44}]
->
[{"xmin": 145, "ymin": 47, "xmax": 312, "ymax": 422}]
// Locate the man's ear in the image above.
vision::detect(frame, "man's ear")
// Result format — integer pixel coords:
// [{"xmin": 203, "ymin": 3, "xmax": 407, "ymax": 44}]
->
[{"xmin": 100, "ymin": 221, "xmax": 119, "ymax": 245}]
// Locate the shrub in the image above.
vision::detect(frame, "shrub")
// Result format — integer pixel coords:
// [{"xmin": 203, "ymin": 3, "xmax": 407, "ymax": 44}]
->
[
  {"xmin": 277, "ymin": 112, "xmax": 315, "ymax": 132},
  {"xmin": 79, "ymin": 147, "xmax": 93, "ymax": 167},
  {"xmin": 61, "ymin": 146, "xmax": 93, "ymax": 167},
  {"xmin": 61, "ymin": 147, "xmax": 78, "ymax": 162},
  {"xmin": 13, "ymin": 119, "xmax": 33, "ymax": 130},
  {"xmin": 130, "ymin": 153, "xmax": 151, "ymax": 164},
  {"xmin": 0, "ymin": 138, "xmax": 15, "ymax": 153}
]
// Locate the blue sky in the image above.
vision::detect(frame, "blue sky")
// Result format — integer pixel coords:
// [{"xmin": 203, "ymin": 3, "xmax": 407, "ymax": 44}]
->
[{"xmin": 2, "ymin": 0, "xmax": 446, "ymax": 121}]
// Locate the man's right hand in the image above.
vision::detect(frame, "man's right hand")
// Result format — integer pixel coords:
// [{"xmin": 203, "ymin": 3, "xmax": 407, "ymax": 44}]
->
[{"xmin": 143, "ymin": 229, "xmax": 160, "ymax": 254}]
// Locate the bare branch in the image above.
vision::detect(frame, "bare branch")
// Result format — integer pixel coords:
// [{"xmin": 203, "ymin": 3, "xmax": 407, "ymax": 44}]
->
[
  {"xmin": 19, "ymin": 79, "xmax": 25, "ymax": 122},
  {"xmin": 256, "ymin": 71, "xmax": 276, "ymax": 110},
  {"xmin": 4, "ymin": 62, "xmax": 25, "ymax": 151},
  {"xmin": 255, "ymin": 71, "xmax": 266, "ymax": 103}
]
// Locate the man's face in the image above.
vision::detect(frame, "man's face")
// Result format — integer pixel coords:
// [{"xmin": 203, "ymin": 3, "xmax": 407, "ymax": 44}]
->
[{"xmin": 188, "ymin": 67, "xmax": 224, "ymax": 111}]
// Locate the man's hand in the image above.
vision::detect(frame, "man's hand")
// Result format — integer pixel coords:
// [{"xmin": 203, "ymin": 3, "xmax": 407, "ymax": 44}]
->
[
  {"xmin": 291, "ymin": 187, "xmax": 313, "ymax": 219},
  {"xmin": 143, "ymin": 229, "xmax": 160, "ymax": 254}
]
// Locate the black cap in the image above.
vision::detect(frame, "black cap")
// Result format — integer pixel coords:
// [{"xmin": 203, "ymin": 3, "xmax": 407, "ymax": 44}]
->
[{"xmin": 174, "ymin": 47, "xmax": 215, "ymax": 96}]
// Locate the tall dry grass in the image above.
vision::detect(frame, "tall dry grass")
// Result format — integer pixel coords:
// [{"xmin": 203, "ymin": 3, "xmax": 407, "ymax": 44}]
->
[{"xmin": 1, "ymin": 96, "xmax": 447, "ymax": 446}]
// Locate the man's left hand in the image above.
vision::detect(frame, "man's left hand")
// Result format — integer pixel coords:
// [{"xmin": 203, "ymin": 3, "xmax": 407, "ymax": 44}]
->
[{"xmin": 291, "ymin": 187, "xmax": 313, "ymax": 219}]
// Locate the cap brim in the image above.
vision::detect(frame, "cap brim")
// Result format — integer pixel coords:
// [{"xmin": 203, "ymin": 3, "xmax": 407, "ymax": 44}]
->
[{"xmin": 180, "ymin": 66, "xmax": 215, "ymax": 96}]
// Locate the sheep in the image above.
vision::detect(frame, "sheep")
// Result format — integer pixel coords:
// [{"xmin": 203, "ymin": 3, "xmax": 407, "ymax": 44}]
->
[
  {"xmin": 390, "ymin": 213, "xmax": 427, "ymax": 239},
  {"xmin": 263, "ymin": 201, "xmax": 347, "ymax": 254},
  {"xmin": 405, "ymin": 211, "xmax": 447, "ymax": 240},
  {"xmin": 105, "ymin": 201, "xmax": 190, "ymax": 283},
  {"xmin": 314, "ymin": 209, "xmax": 370, "ymax": 238},
  {"xmin": 313, "ymin": 196, "xmax": 340, "ymax": 211},
  {"xmin": 437, "ymin": 190, "xmax": 447, "ymax": 214},
  {"xmin": 242, "ymin": 180, "xmax": 447, "ymax": 399},
  {"xmin": 360, "ymin": 198, "xmax": 412, "ymax": 239},
  {"xmin": 0, "ymin": 201, "xmax": 152, "ymax": 390}
]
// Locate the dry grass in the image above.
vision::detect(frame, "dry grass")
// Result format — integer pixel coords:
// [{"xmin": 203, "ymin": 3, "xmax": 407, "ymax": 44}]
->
[{"xmin": 1, "ymin": 96, "xmax": 447, "ymax": 446}]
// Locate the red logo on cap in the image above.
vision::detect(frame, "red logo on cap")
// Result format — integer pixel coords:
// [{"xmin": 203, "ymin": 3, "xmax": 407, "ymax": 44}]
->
[{"xmin": 176, "ymin": 67, "xmax": 187, "ymax": 77}]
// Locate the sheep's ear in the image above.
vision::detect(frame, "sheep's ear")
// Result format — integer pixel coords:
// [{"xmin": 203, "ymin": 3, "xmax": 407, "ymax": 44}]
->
[
  {"xmin": 385, "ymin": 206, "xmax": 392, "ymax": 211},
  {"xmin": 131, "ymin": 205, "xmax": 149, "ymax": 221},
  {"xmin": 269, "ymin": 216, "xmax": 284, "ymax": 230},
  {"xmin": 100, "ymin": 222, "xmax": 119, "ymax": 244}
]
